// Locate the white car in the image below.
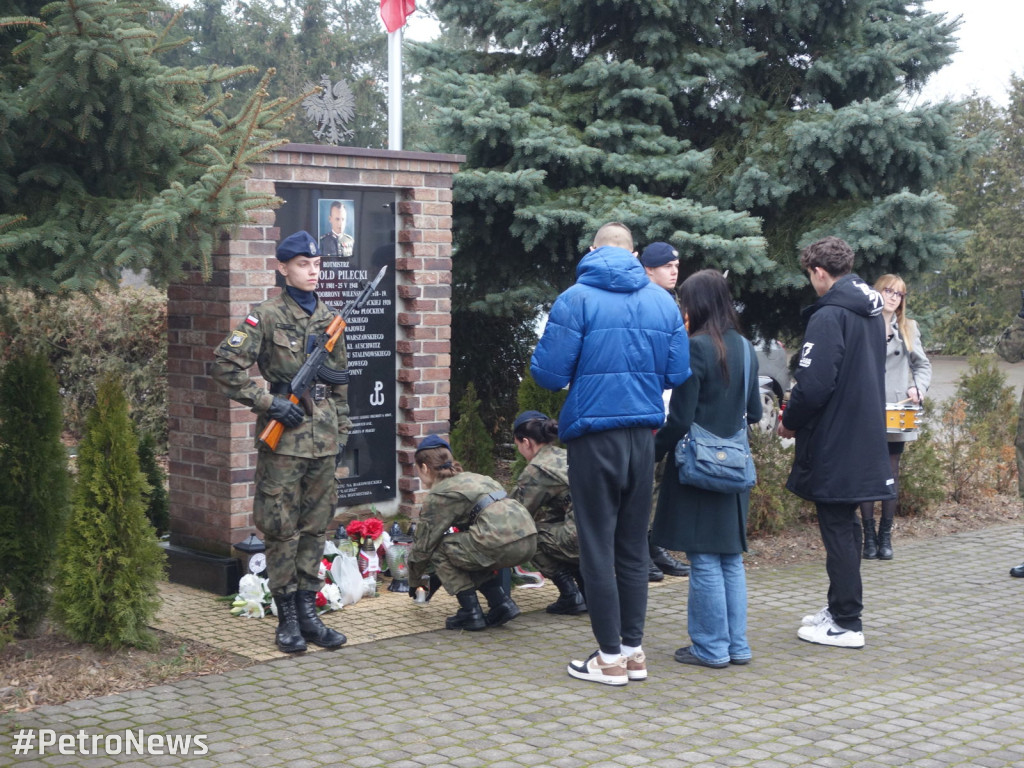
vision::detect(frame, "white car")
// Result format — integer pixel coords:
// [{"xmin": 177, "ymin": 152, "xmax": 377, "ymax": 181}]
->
[{"xmin": 754, "ymin": 339, "xmax": 791, "ymax": 433}]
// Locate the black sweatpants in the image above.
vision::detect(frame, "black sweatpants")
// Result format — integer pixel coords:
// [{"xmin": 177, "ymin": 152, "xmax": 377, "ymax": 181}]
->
[
  {"xmin": 567, "ymin": 427, "xmax": 654, "ymax": 655},
  {"xmin": 816, "ymin": 502, "xmax": 863, "ymax": 632}
]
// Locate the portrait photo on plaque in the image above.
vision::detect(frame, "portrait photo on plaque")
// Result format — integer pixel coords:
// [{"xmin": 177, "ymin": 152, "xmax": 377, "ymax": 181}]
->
[{"xmin": 318, "ymin": 199, "xmax": 355, "ymax": 260}]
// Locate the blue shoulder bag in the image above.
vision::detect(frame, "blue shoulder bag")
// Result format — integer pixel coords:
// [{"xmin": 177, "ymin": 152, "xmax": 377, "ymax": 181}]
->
[{"xmin": 674, "ymin": 340, "xmax": 757, "ymax": 494}]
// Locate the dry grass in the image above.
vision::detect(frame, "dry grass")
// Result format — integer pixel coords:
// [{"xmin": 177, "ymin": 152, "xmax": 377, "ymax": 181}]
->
[{"xmin": 0, "ymin": 630, "xmax": 251, "ymax": 714}]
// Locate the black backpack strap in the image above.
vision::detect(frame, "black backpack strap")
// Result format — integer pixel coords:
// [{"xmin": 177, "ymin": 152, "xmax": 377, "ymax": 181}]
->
[{"xmin": 467, "ymin": 490, "xmax": 507, "ymax": 527}]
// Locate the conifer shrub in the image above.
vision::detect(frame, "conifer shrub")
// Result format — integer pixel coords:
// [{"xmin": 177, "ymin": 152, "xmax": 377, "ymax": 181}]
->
[
  {"xmin": 52, "ymin": 376, "xmax": 165, "ymax": 650},
  {"xmin": 747, "ymin": 428, "xmax": 813, "ymax": 537},
  {"xmin": 137, "ymin": 429, "xmax": 170, "ymax": 536},
  {"xmin": 450, "ymin": 382, "xmax": 495, "ymax": 476},
  {"xmin": 931, "ymin": 356, "xmax": 1019, "ymax": 502},
  {"xmin": 0, "ymin": 352, "xmax": 71, "ymax": 636},
  {"xmin": 895, "ymin": 417, "xmax": 947, "ymax": 517}
]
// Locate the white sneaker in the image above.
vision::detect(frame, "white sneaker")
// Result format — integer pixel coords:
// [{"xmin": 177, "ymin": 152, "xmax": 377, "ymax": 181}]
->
[
  {"xmin": 797, "ymin": 619, "xmax": 865, "ymax": 648},
  {"xmin": 567, "ymin": 651, "xmax": 628, "ymax": 686},
  {"xmin": 801, "ymin": 606, "xmax": 832, "ymax": 627},
  {"xmin": 625, "ymin": 649, "xmax": 647, "ymax": 681}
]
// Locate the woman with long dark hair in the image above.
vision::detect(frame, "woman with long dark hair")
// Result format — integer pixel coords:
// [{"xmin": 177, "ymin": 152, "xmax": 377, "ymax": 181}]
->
[{"xmin": 652, "ymin": 269, "xmax": 762, "ymax": 668}]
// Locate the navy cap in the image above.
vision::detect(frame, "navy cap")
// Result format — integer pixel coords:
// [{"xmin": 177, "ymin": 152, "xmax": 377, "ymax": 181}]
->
[
  {"xmin": 416, "ymin": 434, "xmax": 451, "ymax": 452},
  {"xmin": 640, "ymin": 242, "xmax": 679, "ymax": 268},
  {"xmin": 513, "ymin": 410, "xmax": 548, "ymax": 431},
  {"xmin": 276, "ymin": 231, "xmax": 318, "ymax": 262}
]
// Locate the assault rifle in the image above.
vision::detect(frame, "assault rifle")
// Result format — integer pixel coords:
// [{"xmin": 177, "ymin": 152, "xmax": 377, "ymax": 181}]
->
[{"xmin": 258, "ymin": 264, "xmax": 388, "ymax": 451}]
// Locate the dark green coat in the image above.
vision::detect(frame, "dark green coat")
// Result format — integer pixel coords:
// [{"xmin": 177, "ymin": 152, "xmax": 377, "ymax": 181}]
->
[{"xmin": 651, "ymin": 330, "xmax": 761, "ymax": 555}]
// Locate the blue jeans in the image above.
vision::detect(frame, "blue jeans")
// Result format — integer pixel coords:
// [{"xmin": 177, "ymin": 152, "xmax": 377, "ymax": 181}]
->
[{"xmin": 685, "ymin": 552, "xmax": 751, "ymax": 665}]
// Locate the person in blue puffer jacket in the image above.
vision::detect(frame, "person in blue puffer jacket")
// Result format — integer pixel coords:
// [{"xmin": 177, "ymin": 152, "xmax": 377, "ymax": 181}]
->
[{"xmin": 531, "ymin": 221, "xmax": 690, "ymax": 686}]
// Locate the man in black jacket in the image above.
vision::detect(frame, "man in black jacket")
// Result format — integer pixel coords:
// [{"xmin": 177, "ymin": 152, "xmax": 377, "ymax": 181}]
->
[{"xmin": 778, "ymin": 236, "xmax": 893, "ymax": 648}]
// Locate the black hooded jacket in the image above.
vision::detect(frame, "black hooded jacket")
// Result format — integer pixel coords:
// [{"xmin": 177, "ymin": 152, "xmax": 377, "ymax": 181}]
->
[{"xmin": 782, "ymin": 273, "xmax": 895, "ymax": 504}]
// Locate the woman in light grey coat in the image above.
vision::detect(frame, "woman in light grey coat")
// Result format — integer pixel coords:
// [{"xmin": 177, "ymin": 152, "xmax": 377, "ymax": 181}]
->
[{"xmin": 860, "ymin": 274, "xmax": 932, "ymax": 560}]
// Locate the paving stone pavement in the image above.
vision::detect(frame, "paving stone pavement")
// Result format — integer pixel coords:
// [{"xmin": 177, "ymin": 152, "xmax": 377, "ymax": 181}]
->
[{"xmin": 4, "ymin": 524, "xmax": 1024, "ymax": 768}]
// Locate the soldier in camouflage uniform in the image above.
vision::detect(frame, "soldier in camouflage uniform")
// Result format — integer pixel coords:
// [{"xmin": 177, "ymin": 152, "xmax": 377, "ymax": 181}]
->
[
  {"xmin": 210, "ymin": 231, "xmax": 350, "ymax": 653},
  {"xmin": 408, "ymin": 434, "xmax": 538, "ymax": 631},
  {"xmin": 509, "ymin": 411, "xmax": 586, "ymax": 615},
  {"xmin": 995, "ymin": 295, "xmax": 1024, "ymax": 577}
]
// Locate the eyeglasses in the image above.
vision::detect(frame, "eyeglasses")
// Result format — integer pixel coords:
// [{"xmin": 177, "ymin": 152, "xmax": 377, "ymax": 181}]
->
[{"xmin": 882, "ymin": 288, "xmax": 905, "ymax": 299}]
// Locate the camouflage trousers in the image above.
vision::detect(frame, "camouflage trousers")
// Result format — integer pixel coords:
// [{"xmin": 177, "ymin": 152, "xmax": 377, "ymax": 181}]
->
[
  {"xmin": 532, "ymin": 515, "xmax": 580, "ymax": 578},
  {"xmin": 432, "ymin": 532, "xmax": 537, "ymax": 595},
  {"xmin": 253, "ymin": 451, "xmax": 336, "ymax": 596}
]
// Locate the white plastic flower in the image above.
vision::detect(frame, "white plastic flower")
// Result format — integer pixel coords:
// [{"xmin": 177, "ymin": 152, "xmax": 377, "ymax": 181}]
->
[
  {"xmin": 320, "ymin": 582, "xmax": 344, "ymax": 611},
  {"xmin": 237, "ymin": 574, "xmax": 267, "ymax": 603}
]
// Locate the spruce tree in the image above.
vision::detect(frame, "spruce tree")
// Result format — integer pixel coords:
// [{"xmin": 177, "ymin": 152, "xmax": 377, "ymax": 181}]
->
[
  {"xmin": 0, "ymin": 352, "xmax": 70, "ymax": 635},
  {"xmin": 53, "ymin": 375, "xmax": 164, "ymax": 650},
  {"xmin": 450, "ymin": 382, "xmax": 496, "ymax": 476},
  {"xmin": 0, "ymin": 0, "xmax": 299, "ymax": 292},
  {"xmin": 417, "ymin": 0, "xmax": 981, "ymax": 409}
]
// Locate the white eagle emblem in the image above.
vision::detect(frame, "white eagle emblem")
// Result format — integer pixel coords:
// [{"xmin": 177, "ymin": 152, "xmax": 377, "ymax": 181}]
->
[{"xmin": 302, "ymin": 75, "xmax": 356, "ymax": 145}]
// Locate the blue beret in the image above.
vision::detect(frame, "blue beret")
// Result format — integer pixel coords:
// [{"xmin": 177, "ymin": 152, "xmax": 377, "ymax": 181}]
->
[
  {"xmin": 640, "ymin": 242, "xmax": 679, "ymax": 268},
  {"xmin": 416, "ymin": 434, "xmax": 451, "ymax": 452},
  {"xmin": 513, "ymin": 410, "xmax": 548, "ymax": 431},
  {"xmin": 277, "ymin": 231, "xmax": 318, "ymax": 262}
]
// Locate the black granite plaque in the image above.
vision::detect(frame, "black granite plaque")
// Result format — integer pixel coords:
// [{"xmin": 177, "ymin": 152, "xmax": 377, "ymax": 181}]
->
[{"xmin": 275, "ymin": 187, "xmax": 397, "ymax": 506}]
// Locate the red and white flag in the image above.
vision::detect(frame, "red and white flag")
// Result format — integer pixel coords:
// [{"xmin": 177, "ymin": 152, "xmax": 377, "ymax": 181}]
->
[{"xmin": 380, "ymin": 0, "xmax": 415, "ymax": 33}]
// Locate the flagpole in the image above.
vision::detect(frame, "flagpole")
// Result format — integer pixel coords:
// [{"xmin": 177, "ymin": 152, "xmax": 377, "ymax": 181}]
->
[{"xmin": 388, "ymin": 28, "xmax": 403, "ymax": 150}]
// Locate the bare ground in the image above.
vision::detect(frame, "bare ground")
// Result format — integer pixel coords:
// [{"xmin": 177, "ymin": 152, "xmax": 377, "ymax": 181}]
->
[{"xmin": 2, "ymin": 493, "xmax": 1020, "ymax": 714}]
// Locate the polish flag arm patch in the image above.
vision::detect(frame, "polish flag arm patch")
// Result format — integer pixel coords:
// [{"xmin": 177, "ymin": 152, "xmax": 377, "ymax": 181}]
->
[{"xmin": 245, "ymin": 314, "xmax": 259, "ymax": 326}]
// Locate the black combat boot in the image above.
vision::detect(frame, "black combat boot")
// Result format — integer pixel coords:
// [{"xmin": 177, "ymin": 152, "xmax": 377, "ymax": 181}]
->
[
  {"xmin": 862, "ymin": 520, "xmax": 878, "ymax": 559},
  {"xmin": 273, "ymin": 593, "xmax": 307, "ymax": 654},
  {"xmin": 877, "ymin": 519, "xmax": 894, "ymax": 560},
  {"xmin": 295, "ymin": 590, "xmax": 347, "ymax": 648},
  {"xmin": 650, "ymin": 542, "xmax": 690, "ymax": 577},
  {"xmin": 648, "ymin": 556, "xmax": 665, "ymax": 582},
  {"xmin": 445, "ymin": 590, "xmax": 487, "ymax": 631},
  {"xmin": 573, "ymin": 568, "xmax": 586, "ymax": 601},
  {"xmin": 546, "ymin": 569, "xmax": 587, "ymax": 615},
  {"xmin": 479, "ymin": 577, "xmax": 521, "ymax": 627}
]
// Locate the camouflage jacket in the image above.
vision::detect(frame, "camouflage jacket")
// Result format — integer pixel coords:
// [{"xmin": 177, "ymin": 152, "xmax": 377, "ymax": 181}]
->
[
  {"xmin": 408, "ymin": 472, "xmax": 537, "ymax": 584},
  {"xmin": 510, "ymin": 444, "xmax": 572, "ymax": 527},
  {"xmin": 210, "ymin": 291, "xmax": 350, "ymax": 459},
  {"xmin": 996, "ymin": 317, "xmax": 1024, "ymax": 364}
]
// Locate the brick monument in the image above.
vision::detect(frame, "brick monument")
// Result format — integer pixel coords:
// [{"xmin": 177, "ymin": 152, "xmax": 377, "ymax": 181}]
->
[{"xmin": 163, "ymin": 144, "xmax": 463, "ymax": 593}]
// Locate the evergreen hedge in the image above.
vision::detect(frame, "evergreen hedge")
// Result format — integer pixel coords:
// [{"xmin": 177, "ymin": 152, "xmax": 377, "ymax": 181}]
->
[
  {"xmin": 0, "ymin": 352, "xmax": 70, "ymax": 635},
  {"xmin": 450, "ymin": 382, "xmax": 495, "ymax": 476},
  {"xmin": 53, "ymin": 376, "xmax": 165, "ymax": 650}
]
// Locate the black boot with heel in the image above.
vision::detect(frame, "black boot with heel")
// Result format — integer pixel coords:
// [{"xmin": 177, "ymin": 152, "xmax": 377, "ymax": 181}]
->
[
  {"xmin": 877, "ymin": 519, "xmax": 894, "ymax": 560},
  {"xmin": 862, "ymin": 520, "xmax": 878, "ymax": 560}
]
